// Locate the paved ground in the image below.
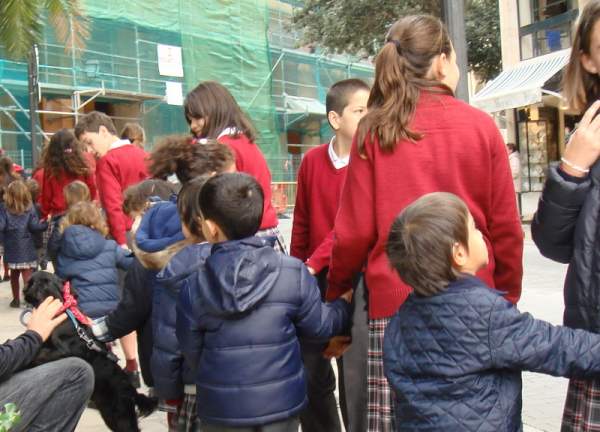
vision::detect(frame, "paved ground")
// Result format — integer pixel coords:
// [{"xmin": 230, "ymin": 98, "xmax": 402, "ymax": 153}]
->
[{"xmin": 0, "ymin": 220, "xmax": 571, "ymax": 431}]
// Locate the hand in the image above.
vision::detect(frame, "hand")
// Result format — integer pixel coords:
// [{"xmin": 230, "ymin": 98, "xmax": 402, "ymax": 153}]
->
[
  {"xmin": 562, "ymin": 100, "xmax": 600, "ymax": 177},
  {"xmin": 120, "ymin": 244, "xmax": 131, "ymax": 252},
  {"xmin": 306, "ymin": 265, "xmax": 316, "ymax": 275},
  {"xmin": 323, "ymin": 336, "xmax": 352, "ymax": 359},
  {"xmin": 340, "ymin": 289, "xmax": 353, "ymax": 303},
  {"xmin": 27, "ymin": 297, "xmax": 67, "ymax": 342}
]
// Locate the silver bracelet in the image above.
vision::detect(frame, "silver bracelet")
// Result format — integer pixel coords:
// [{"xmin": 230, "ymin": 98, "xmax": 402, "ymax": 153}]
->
[{"xmin": 560, "ymin": 157, "xmax": 590, "ymax": 174}]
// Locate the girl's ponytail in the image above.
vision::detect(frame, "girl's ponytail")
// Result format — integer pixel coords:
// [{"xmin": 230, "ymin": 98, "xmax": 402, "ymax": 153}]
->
[{"xmin": 357, "ymin": 15, "xmax": 454, "ymax": 156}]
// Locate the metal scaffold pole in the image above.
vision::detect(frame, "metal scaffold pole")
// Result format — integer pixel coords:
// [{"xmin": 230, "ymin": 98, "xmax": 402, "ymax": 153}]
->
[{"xmin": 28, "ymin": 44, "xmax": 40, "ymax": 168}]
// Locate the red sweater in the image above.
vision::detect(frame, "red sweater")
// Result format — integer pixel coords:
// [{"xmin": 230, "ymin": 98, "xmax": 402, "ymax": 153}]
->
[
  {"xmin": 327, "ymin": 92, "xmax": 524, "ymax": 319},
  {"xmin": 96, "ymin": 143, "xmax": 149, "ymax": 245},
  {"xmin": 40, "ymin": 168, "xmax": 97, "ymax": 219},
  {"xmin": 291, "ymin": 144, "xmax": 347, "ymax": 273},
  {"xmin": 218, "ymin": 134, "xmax": 278, "ymax": 230}
]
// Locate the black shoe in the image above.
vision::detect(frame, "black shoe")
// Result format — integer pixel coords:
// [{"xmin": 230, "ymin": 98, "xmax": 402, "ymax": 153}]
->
[
  {"xmin": 9, "ymin": 299, "xmax": 19, "ymax": 308},
  {"xmin": 125, "ymin": 370, "xmax": 141, "ymax": 389}
]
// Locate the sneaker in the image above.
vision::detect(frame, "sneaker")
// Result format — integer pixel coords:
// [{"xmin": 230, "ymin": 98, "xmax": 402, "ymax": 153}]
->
[
  {"xmin": 9, "ymin": 299, "xmax": 19, "ymax": 308},
  {"xmin": 125, "ymin": 370, "xmax": 141, "ymax": 389}
]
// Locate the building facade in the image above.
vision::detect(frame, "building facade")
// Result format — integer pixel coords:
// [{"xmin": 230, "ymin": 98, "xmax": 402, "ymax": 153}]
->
[
  {"xmin": 0, "ymin": 0, "xmax": 373, "ymax": 189},
  {"xmin": 475, "ymin": 0, "xmax": 585, "ymax": 208}
]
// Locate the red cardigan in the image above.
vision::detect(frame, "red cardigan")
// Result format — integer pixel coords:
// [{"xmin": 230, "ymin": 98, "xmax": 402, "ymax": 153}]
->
[
  {"xmin": 327, "ymin": 92, "xmax": 524, "ymax": 319},
  {"xmin": 40, "ymin": 167, "xmax": 98, "ymax": 218},
  {"xmin": 96, "ymin": 143, "xmax": 149, "ymax": 245},
  {"xmin": 291, "ymin": 144, "xmax": 347, "ymax": 273},
  {"xmin": 218, "ymin": 134, "xmax": 278, "ymax": 230}
]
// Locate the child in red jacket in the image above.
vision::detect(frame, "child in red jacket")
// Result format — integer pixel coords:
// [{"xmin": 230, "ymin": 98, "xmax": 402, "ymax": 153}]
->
[
  {"xmin": 74, "ymin": 111, "xmax": 149, "ymax": 247},
  {"xmin": 184, "ymin": 81, "xmax": 285, "ymax": 252},
  {"xmin": 290, "ymin": 78, "xmax": 369, "ymax": 432}
]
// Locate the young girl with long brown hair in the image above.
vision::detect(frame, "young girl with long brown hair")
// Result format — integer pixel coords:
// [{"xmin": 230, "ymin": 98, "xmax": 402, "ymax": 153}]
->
[
  {"xmin": 326, "ymin": 15, "xmax": 523, "ymax": 430},
  {"xmin": 532, "ymin": 2, "xmax": 600, "ymax": 430},
  {"xmin": 183, "ymin": 81, "xmax": 286, "ymax": 252},
  {"xmin": 0, "ymin": 181, "xmax": 48, "ymax": 307}
]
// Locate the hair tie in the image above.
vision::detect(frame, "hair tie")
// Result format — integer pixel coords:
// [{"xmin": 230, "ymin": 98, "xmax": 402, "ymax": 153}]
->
[
  {"xmin": 388, "ymin": 39, "xmax": 403, "ymax": 56},
  {"xmin": 64, "ymin": 148, "xmax": 73, "ymax": 154}
]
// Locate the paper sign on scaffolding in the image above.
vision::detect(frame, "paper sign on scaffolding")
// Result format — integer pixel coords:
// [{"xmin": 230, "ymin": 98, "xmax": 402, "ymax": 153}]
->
[
  {"xmin": 157, "ymin": 44, "xmax": 184, "ymax": 77},
  {"xmin": 165, "ymin": 81, "xmax": 183, "ymax": 105}
]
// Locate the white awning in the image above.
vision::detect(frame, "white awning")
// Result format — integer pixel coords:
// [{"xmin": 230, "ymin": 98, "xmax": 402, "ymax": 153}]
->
[
  {"xmin": 283, "ymin": 93, "xmax": 326, "ymax": 115},
  {"xmin": 472, "ymin": 48, "xmax": 570, "ymax": 112}
]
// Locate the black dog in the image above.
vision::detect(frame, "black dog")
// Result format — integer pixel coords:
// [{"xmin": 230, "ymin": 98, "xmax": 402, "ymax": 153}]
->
[{"xmin": 24, "ymin": 271, "xmax": 157, "ymax": 432}]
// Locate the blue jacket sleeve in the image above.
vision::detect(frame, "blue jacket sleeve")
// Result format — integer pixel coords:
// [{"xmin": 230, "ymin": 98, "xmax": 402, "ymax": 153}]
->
[
  {"xmin": 115, "ymin": 244, "xmax": 134, "ymax": 271},
  {"xmin": 490, "ymin": 296, "xmax": 600, "ymax": 378},
  {"xmin": 176, "ymin": 277, "xmax": 203, "ymax": 369},
  {"xmin": 531, "ymin": 164, "xmax": 591, "ymax": 264},
  {"xmin": 294, "ymin": 264, "xmax": 351, "ymax": 341},
  {"xmin": 27, "ymin": 210, "xmax": 48, "ymax": 233}
]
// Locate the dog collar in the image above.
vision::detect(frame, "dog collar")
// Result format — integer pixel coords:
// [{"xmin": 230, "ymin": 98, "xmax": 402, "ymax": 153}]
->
[{"xmin": 57, "ymin": 281, "xmax": 91, "ymax": 326}]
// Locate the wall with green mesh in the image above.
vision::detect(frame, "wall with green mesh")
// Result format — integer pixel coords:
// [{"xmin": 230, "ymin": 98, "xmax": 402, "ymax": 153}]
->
[{"xmin": 0, "ymin": 0, "xmax": 374, "ymax": 172}]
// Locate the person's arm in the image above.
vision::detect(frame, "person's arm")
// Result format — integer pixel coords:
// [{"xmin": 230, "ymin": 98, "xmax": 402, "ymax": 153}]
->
[
  {"xmin": 96, "ymin": 159, "xmax": 127, "ymax": 245},
  {"xmin": 490, "ymin": 296, "xmax": 600, "ymax": 379},
  {"xmin": 84, "ymin": 173, "xmax": 98, "ymax": 202},
  {"xmin": 93, "ymin": 260, "xmax": 151, "ymax": 340},
  {"xmin": 114, "ymin": 243, "xmax": 134, "ymax": 271},
  {"xmin": 27, "ymin": 210, "xmax": 48, "ymax": 233},
  {"xmin": 290, "ymin": 160, "xmax": 309, "ymax": 262},
  {"xmin": 39, "ymin": 175, "xmax": 51, "ymax": 219},
  {"xmin": 0, "ymin": 298, "xmax": 66, "ymax": 380},
  {"xmin": 327, "ymin": 139, "xmax": 376, "ymax": 300},
  {"xmin": 306, "ymin": 230, "xmax": 334, "ymax": 275},
  {"xmin": 487, "ymin": 130, "xmax": 524, "ymax": 304},
  {"xmin": 176, "ymin": 277, "xmax": 204, "ymax": 368},
  {"xmin": 295, "ymin": 264, "xmax": 351, "ymax": 341}
]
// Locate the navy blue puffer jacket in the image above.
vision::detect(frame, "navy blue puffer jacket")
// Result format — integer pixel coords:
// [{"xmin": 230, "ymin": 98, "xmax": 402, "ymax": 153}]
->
[
  {"xmin": 57, "ymin": 225, "xmax": 133, "ymax": 318},
  {"xmin": 384, "ymin": 276, "xmax": 600, "ymax": 432},
  {"xmin": 177, "ymin": 236, "xmax": 350, "ymax": 427},
  {"xmin": 0, "ymin": 205, "xmax": 47, "ymax": 264}
]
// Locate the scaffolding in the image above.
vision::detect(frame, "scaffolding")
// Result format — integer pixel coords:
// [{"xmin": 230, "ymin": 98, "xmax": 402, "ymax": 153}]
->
[{"xmin": 0, "ymin": 0, "xmax": 374, "ymax": 177}]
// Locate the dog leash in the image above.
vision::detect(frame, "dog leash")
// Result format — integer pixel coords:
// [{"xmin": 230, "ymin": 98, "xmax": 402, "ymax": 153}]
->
[{"xmin": 64, "ymin": 309, "xmax": 119, "ymax": 363}]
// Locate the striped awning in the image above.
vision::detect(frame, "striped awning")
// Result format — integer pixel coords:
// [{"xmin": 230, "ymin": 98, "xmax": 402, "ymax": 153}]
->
[{"xmin": 472, "ymin": 48, "xmax": 571, "ymax": 113}]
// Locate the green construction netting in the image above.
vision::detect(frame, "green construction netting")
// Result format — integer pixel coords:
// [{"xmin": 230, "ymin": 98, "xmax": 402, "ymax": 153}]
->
[{"xmin": 0, "ymin": 0, "xmax": 374, "ymax": 175}]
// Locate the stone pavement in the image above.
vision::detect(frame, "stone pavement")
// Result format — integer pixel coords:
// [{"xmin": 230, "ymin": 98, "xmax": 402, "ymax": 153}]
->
[{"xmin": 0, "ymin": 220, "xmax": 572, "ymax": 431}]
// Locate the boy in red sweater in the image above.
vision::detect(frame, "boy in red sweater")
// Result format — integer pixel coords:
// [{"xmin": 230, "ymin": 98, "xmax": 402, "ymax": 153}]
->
[
  {"xmin": 74, "ymin": 111, "xmax": 147, "ymax": 386},
  {"xmin": 74, "ymin": 111, "xmax": 149, "ymax": 247},
  {"xmin": 291, "ymin": 79, "xmax": 369, "ymax": 432}
]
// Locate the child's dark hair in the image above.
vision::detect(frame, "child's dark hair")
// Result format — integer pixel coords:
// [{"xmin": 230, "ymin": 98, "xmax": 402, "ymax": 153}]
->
[
  {"xmin": 562, "ymin": 1, "xmax": 600, "ymax": 112},
  {"xmin": 4, "ymin": 180, "xmax": 32, "ymax": 214},
  {"xmin": 326, "ymin": 79, "xmax": 370, "ymax": 117},
  {"xmin": 149, "ymin": 135, "xmax": 235, "ymax": 183},
  {"xmin": 356, "ymin": 15, "xmax": 453, "ymax": 156},
  {"xmin": 177, "ymin": 175, "xmax": 211, "ymax": 238},
  {"xmin": 199, "ymin": 173, "xmax": 264, "ymax": 240},
  {"xmin": 25, "ymin": 178, "xmax": 40, "ymax": 202},
  {"xmin": 42, "ymin": 128, "xmax": 90, "ymax": 178},
  {"xmin": 184, "ymin": 81, "xmax": 257, "ymax": 142},
  {"xmin": 123, "ymin": 179, "xmax": 178, "ymax": 216},
  {"xmin": 64, "ymin": 180, "xmax": 91, "ymax": 208},
  {"xmin": 386, "ymin": 192, "xmax": 469, "ymax": 297},
  {"xmin": 74, "ymin": 111, "xmax": 117, "ymax": 138}
]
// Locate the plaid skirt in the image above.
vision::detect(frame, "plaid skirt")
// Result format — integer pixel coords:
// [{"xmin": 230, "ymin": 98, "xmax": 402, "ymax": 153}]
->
[
  {"xmin": 562, "ymin": 378, "xmax": 600, "ymax": 431},
  {"xmin": 162, "ymin": 393, "xmax": 199, "ymax": 432},
  {"xmin": 256, "ymin": 227, "xmax": 288, "ymax": 254},
  {"xmin": 368, "ymin": 318, "xmax": 396, "ymax": 432}
]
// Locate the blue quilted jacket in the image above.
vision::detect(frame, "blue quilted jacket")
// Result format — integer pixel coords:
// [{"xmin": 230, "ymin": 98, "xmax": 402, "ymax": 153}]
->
[
  {"xmin": 0, "ymin": 205, "xmax": 47, "ymax": 264},
  {"xmin": 384, "ymin": 275, "xmax": 600, "ymax": 432},
  {"xmin": 177, "ymin": 236, "xmax": 351, "ymax": 427},
  {"xmin": 57, "ymin": 225, "xmax": 133, "ymax": 318}
]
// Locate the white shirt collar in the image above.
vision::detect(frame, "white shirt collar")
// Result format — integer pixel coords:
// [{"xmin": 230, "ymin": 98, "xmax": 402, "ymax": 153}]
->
[
  {"xmin": 328, "ymin": 136, "xmax": 349, "ymax": 169},
  {"xmin": 110, "ymin": 139, "xmax": 131, "ymax": 150},
  {"xmin": 217, "ymin": 127, "xmax": 238, "ymax": 139}
]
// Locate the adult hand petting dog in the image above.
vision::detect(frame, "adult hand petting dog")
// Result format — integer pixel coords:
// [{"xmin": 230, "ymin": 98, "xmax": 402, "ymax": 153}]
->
[{"xmin": 27, "ymin": 297, "xmax": 67, "ymax": 342}]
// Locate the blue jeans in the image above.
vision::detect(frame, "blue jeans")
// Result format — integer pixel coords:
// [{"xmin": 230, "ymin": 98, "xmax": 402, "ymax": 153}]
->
[{"xmin": 0, "ymin": 357, "xmax": 94, "ymax": 431}]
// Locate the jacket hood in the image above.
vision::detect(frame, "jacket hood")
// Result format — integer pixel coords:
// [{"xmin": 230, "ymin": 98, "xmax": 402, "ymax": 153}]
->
[
  {"xmin": 134, "ymin": 201, "xmax": 187, "ymax": 270},
  {"xmin": 199, "ymin": 236, "xmax": 281, "ymax": 317},
  {"xmin": 61, "ymin": 225, "xmax": 106, "ymax": 259},
  {"xmin": 158, "ymin": 242, "xmax": 213, "ymax": 291}
]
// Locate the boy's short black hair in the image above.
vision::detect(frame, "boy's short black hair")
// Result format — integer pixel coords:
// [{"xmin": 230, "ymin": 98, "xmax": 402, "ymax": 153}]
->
[
  {"xmin": 325, "ymin": 78, "xmax": 370, "ymax": 117},
  {"xmin": 386, "ymin": 192, "xmax": 470, "ymax": 297},
  {"xmin": 199, "ymin": 173, "xmax": 264, "ymax": 240},
  {"xmin": 177, "ymin": 175, "xmax": 211, "ymax": 238}
]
